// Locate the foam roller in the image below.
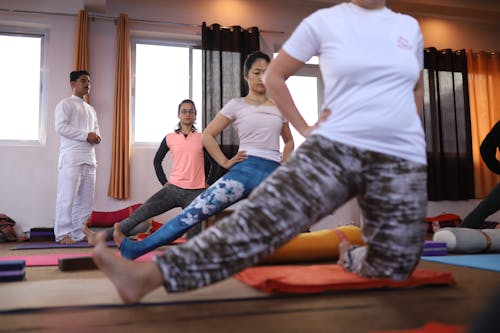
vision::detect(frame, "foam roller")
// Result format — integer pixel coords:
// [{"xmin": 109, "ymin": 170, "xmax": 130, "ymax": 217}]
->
[
  {"xmin": 260, "ymin": 226, "xmax": 364, "ymax": 264},
  {"xmin": 433, "ymin": 227, "xmax": 500, "ymax": 253}
]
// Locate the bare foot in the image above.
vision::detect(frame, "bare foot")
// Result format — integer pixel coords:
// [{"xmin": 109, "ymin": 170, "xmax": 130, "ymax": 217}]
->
[
  {"xmin": 113, "ymin": 223, "xmax": 126, "ymax": 247},
  {"xmin": 83, "ymin": 223, "xmax": 98, "ymax": 246},
  {"xmin": 337, "ymin": 240, "xmax": 352, "ymax": 267},
  {"xmin": 58, "ymin": 235, "xmax": 76, "ymax": 244},
  {"xmin": 432, "ymin": 221, "xmax": 441, "ymax": 233},
  {"xmin": 92, "ymin": 231, "xmax": 164, "ymax": 304}
]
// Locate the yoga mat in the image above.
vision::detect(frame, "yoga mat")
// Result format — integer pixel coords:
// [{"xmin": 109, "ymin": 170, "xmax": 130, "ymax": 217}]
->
[
  {"xmin": 11, "ymin": 240, "xmax": 117, "ymax": 250},
  {"xmin": 235, "ymin": 264, "xmax": 456, "ymax": 294},
  {"xmin": 421, "ymin": 254, "xmax": 500, "ymax": 272},
  {"xmin": 0, "ymin": 252, "xmax": 155, "ymax": 267},
  {"xmin": 371, "ymin": 321, "xmax": 467, "ymax": 333}
]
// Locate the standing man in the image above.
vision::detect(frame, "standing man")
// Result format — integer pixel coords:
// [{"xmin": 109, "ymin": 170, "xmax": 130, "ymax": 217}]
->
[{"xmin": 54, "ymin": 70, "xmax": 101, "ymax": 244}]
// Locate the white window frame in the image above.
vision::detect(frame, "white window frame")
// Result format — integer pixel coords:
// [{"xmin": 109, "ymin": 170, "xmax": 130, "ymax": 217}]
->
[{"xmin": 0, "ymin": 27, "xmax": 47, "ymax": 146}]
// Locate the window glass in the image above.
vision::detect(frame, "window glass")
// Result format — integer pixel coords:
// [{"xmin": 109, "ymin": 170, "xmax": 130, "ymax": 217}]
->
[{"xmin": 0, "ymin": 34, "xmax": 42, "ymax": 141}]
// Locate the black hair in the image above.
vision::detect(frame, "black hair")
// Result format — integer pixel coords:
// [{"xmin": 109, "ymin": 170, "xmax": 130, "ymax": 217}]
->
[
  {"xmin": 243, "ymin": 51, "xmax": 270, "ymax": 76},
  {"xmin": 175, "ymin": 99, "xmax": 198, "ymax": 132},
  {"xmin": 70, "ymin": 70, "xmax": 90, "ymax": 82},
  {"xmin": 177, "ymin": 99, "xmax": 197, "ymax": 115}
]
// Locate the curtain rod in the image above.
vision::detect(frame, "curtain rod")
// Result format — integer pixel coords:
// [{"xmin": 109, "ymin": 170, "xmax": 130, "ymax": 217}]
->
[{"xmin": 0, "ymin": 8, "xmax": 284, "ymax": 34}]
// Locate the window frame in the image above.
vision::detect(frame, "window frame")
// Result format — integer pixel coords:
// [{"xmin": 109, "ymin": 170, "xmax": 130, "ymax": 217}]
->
[{"xmin": 0, "ymin": 27, "xmax": 47, "ymax": 146}]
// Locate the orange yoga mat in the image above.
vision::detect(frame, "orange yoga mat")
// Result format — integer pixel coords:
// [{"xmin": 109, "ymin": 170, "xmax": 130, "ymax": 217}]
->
[{"xmin": 235, "ymin": 264, "xmax": 456, "ymax": 294}]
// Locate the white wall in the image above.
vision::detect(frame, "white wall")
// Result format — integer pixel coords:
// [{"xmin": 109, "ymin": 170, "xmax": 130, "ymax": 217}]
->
[{"xmin": 0, "ymin": 0, "xmax": 499, "ymax": 233}]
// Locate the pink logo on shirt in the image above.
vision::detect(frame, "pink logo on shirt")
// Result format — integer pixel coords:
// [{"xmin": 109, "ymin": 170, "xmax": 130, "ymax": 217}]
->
[{"xmin": 397, "ymin": 36, "xmax": 413, "ymax": 50}]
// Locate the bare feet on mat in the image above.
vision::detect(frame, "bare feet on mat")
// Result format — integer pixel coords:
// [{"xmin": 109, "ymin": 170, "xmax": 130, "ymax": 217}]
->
[
  {"xmin": 113, "ymin": 223, "xmax": 126, "ymax": 247},
  {"xmin": 92, "ymin": 231, "xmax": 164, "ymax": 303},
  {"xmin": 58, "ymin": 235, "xmax": 76, "ymax": 244},
  {"xmin": 337, "ymin": 240, "xmax": 352, "ymax": 267},
  {"xmin": 83, "ymin": 222, "xmax": 98, "ymax": 246}
]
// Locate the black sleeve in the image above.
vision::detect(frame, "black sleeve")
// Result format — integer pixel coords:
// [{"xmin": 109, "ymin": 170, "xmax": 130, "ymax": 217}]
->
[
  {"xmin": 480, "ymin": 121, "xmax": 500, "ymax": 175},
  {"xmin": 204, "ymin": 148, "xmax": 220, "ymax": 186},
  {"xmin": 153, "ymin": 138, "xmax": 170, "ymax": 185}
]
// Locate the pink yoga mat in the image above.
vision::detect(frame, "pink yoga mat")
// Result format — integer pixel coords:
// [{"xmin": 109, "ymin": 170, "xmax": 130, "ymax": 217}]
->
[{"xmin": 0, "ymin": 252, "xmax": 156, "ymax": 267}]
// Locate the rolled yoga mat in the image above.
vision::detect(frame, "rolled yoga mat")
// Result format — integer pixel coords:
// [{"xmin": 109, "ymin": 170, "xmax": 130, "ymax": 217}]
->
[
  {"xmin": 433, "ymin": 227, "xmax": 500, "ymax": 253},
  {"xmin": 260, "ymin": 225, "xmax": 364, "ymax": 264}
]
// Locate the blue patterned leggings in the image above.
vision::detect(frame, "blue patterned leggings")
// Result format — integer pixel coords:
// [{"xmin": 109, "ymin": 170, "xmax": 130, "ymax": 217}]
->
[{"xmin": 119, "ymin": 156, "xmax": 280, "ymax": 259}]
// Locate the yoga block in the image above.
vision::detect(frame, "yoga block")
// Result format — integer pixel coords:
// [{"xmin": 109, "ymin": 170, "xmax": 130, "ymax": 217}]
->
[
  {"xmin": 0, "ymin": 269, "xmax": 25, "ymax": 282},
  {"xmin": 58, "ymin": 256, "xmax": 97, "ymax": 271},
  {"xmin": 0, "ymin": 260, "xmax": 26, "ymax": 271},
  {"xmin": 29, "ymin": 228, "xmax": 55, "ymax": 242},
  {"xmin": 423, "ymin": 241, "xmax": 447, "ymax": 256}
]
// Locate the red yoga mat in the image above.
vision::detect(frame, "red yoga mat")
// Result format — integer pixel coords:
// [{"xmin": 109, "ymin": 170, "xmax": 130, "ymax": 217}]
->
[
  {"xmin": 235, "ymin": 264, "xmax": 456, "ymax": 294},
  {"xmin": 370, "ymin": 321, "xmax": 467, "ymax": 333}
]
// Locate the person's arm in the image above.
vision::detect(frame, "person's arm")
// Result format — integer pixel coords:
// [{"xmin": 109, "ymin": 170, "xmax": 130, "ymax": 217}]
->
[
  {"xmin": 55, "ymin": 100, "xmax": 89, "ymax": 141},
  {"xmin": 202, "ymin": 113, "xmax": 247, "ymax": 170},
  {"xmin": 280, "ymin": 122, "xmax": 294, "ymax": 163},
  {"xmin": 480, "ymin": 121, "xmax": 500, "ymax": 174},
  {"xmin": 203, "ymin": 148, "xmax": 219, "ymax": 186},
  {"xmin": 413, "ymin": 71, "xmax": 424, "ymax": 117},
  {"xmin": 264, "ymin": 51, "xmax": 311, "ymax": 137},
  {"xmin": 153, "ymin": 138, "xmax": 170, "ymax": 185}
]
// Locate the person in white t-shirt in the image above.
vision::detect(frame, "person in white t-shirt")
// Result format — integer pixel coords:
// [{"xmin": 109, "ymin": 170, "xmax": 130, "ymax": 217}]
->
[
  {"xmin": 54, "ymin": 70, "xmax": 101, "ymax": 244},
  {"xmin": 90, "ymin": 0, "xmax": 427, "ymax": 303},
  {"xmin": 113, "ymin": 51, "xmax": 294, "ymax": 260}
]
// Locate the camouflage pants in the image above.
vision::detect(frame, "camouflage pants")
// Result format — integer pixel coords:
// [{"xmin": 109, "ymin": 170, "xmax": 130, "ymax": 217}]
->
[{"xmin": 154, "ymin": 135, "xmax": 428, "ymax": 292}]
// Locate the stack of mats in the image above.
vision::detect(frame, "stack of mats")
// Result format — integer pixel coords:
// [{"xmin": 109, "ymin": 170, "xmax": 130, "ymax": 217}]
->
[{"xmin": 0, "ymin": 260, "xmax": 26, "ymax": 282}]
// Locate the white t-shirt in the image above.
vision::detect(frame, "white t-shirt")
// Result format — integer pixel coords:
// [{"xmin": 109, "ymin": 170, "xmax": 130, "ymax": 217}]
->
[
  {"xmin": 219, "ymin": 97, "xmax": 286, "ymax": 163},
  {"xmin": 283, "ymin": 2, "xmax": 426, "ymax": 164},
  {"xmin": 55, "ymin": 95, "xmax": 100, "ymax": 168}
]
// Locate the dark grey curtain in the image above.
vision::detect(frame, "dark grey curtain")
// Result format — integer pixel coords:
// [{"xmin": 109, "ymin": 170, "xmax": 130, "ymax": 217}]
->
[
  {"xmin": 423, "ymin": 47, "xmax": 474, "ymax": 200},
  {"xmin": 201, "ymin": 22, "xmax": 259, "ymax": 168}
]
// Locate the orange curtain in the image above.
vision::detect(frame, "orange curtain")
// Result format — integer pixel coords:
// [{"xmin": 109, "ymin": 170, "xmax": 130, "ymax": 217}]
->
[
  {"xmin": 73, "ymin": 10, "xmax": 90, "ymax": 102},
  {"xmin": 466, "ymin": 50, "xmax": 500, "ymax": 198},
  {"xmin": 108, "ymin": 13, "xmax": 131, "ymax": 199}
]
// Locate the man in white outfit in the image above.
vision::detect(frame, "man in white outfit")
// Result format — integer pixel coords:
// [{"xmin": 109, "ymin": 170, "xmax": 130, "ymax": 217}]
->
[{"xmin": 54, "ymin": 70, "xmax": 101, "ymax": 244}]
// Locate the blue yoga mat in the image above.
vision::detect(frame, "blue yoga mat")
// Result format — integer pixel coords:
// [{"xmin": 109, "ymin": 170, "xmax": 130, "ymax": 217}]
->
[
  {"xmin": 10, "ymin": 240, "xmax": 117, "ymax": 250},
  {"xmin": 421, "ymin": 253, "xmax": 500, "ymax": 272}
]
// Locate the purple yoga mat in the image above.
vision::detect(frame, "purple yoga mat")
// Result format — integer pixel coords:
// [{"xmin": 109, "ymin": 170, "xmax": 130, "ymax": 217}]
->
[{"xmin": 10, "ymin": 240, "xmax": 117, "ymax": 250}]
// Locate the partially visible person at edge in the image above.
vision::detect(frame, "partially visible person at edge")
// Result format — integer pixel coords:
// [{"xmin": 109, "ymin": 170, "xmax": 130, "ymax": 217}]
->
[
  {"xmin": 459, "ymin": 120, "xmax": 500, "ymax": 229},
  {"xmin": 91, "ymin": 0, "xmax": 427, "ymax": 304},
  {"xmin": 55, "ymin": 70, "xmax": 101, "ymax": 244},
  {"xmin": 112, "ymin": 50, "xmax": 294, "ymax": 260},
  {"xmin": 84, "ymin": 99, "xmax": 218, "ymax": 244}
]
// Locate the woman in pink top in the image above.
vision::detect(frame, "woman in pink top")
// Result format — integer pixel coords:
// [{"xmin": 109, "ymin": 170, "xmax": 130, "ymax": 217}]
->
[
  {"xmin": 115, "ymin": 51, "xmax": 294, "ymax": 259},
  {"xmin": 84, "ymin": 99, "xmax": 217, "ymax": 243}
]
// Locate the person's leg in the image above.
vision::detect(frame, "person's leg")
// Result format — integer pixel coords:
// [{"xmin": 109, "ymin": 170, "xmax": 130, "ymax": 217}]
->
[
  {"xmin": 92, "ymin": 231, "xmax": 164, "ymax": 304},
  {"xmin": 149, "ymin": 136, "xmax": 356, "ymax": 292},
  {"xmin": 460, "ymin": 184, "xmax": 500, "ymax": 228},
  {"xmin": 103, "ymin": 184, "xmax": 183, "ymax": 241},
  {"xmin": 344, "ymin": 152, "xmax": 427, "ymax": 281},
  {"xmin": 71, "ymin": 164, "xmax": 96, "ymax": 242},
  {"xmin": 54, "ymin": 165, "xmax": 81, "ymax": 243},
  {"xmin": 118, "ymin": 156, "xmax": 280, "ymax": 260}
]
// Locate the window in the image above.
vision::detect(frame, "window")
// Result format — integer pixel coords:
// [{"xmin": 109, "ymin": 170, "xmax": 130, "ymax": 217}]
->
[
  {"xmin": 0, "ymin": 33, "xmax": 43, "ymax": 142},
  {"xmin": 274, "ymin": 54, "xmax": 323, "ymax": 148},
  {"xmin": 133, "ymin": 41, "xmax": 201, "ymax": 143}
]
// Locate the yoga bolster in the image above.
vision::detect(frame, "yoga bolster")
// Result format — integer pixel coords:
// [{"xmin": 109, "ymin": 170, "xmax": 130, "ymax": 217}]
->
[
  {"xmin": 87, "ymin": 204, "xmax": 142, "ymax": 228},
  {"xmin": 260, "ymin": 226, "xmax": 364, "ymax": 264},
  {"xmin": 433, "ymin": 227, "xmax": 500, "ymax": 253}
]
